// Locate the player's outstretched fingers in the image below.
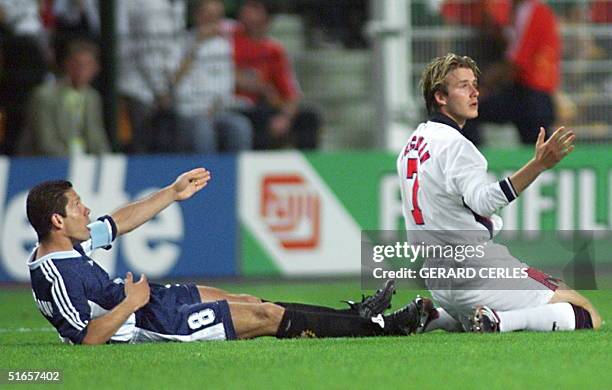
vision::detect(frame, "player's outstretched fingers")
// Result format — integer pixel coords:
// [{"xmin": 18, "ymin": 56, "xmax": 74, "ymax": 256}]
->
[
  {"xmin": 563, "ymin": 135, "xmax": 576, "ymax": 151},
  {"xmin": 536, "ymin": 127, "xmax": 546, "ymax": 147},
  {"xmin": 125, "ymin": 271, "xmax": 133, "ymax": 284},
  {"xmin": 188, "ymin": 168, "xmax": 211, "ymax": 188},
  {"xmin": 558, "ymin": 130, "xmax": 576, "ymax": 157},
  {"xmin": 547, "ymin": 127, "xmax": 570, "ymax": 156},
  {"xmin": 550, "ymin": 126, "xmax": 566, "ymax": 142},
  {"xmin": 174, "ymin": 167, "xmax": 213, "ymax": 200},
  {"xmin": 191, "ymin": 167, "xmax": 211, "ymax": 180},
  {"xmin": 558, "ymin": 129, "xmax": 575, "ymax": 144}
]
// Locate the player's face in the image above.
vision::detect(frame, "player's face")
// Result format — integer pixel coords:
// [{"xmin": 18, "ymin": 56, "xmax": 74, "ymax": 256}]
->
[
  {"xmin": 438, "ymin": 67, "xmax": 479, "ymax": 127},
  {"xmin": 61, "ymin": 189, "xmax": 91, "ymax": 242}
]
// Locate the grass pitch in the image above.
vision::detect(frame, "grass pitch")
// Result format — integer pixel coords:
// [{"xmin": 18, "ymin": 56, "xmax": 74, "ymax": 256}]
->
[{"xmin": 1, "ymin": 280, "xmax": 611, "ymax": 389}]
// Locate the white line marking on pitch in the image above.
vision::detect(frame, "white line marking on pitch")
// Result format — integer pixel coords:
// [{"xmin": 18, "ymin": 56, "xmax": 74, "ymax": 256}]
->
[{"xmin": 0, "ymin": 327, "xmax": 55, "ymax": 333}]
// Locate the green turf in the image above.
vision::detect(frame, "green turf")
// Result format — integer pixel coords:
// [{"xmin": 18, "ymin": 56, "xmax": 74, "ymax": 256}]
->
[{"xmin": 1, "ymin": 281, "xmax": 611, "ymax": 389}]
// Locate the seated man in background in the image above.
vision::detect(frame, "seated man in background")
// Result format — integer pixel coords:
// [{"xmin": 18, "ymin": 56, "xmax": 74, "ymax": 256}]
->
[
  {"xmin": 27, "ymin": 167, "xmax": 428, "ymax": 345},
  {"xmin": 232, "ymin": 0, "xmax": 321, "ymax": 150},
  {"xmin": 462, "ymin": 0, "xmax": 560, "ymax": 146},
  {"xmin": 0, "ymin": 0, "xmax": 48, "ymax": 155},
  {"xmin": 18, "ymin": 39, "xmax": 110, "ymax": 156},
  {"xmin": 172, "ymin": 0, "xmax": 253, "ymax": 153}
]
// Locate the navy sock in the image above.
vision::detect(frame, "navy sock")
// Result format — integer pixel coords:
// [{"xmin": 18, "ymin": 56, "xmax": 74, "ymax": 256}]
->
[
  {"xmin": 274, "ymin": 302, "xmax": 354, "ymax": 314},
  {"xmin": 275, "ymin": 309, "xmax": 387, "ymax": 338}
]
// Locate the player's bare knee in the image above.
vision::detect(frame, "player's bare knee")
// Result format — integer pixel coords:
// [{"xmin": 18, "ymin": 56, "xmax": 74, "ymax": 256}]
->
[
  {"xmin": 235, "ymin": 294, "xmax": 261, "ymax": 304},
  {"xmin": 254, "ymin": 302, "xmax": 283, "ymax": 324}
]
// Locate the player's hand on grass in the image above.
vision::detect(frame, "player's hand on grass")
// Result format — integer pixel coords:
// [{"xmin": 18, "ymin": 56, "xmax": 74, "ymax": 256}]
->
[
  {"xmin": 533, "ymin": 126, "xmax": 575, "ymax": 170},
  {"xmin": 124, "ymin": 272, "xmax": 150, "ymax": 311},
  {"xmin": 172, "ymin": 168, "xmax": 211, "ymax": 201}
]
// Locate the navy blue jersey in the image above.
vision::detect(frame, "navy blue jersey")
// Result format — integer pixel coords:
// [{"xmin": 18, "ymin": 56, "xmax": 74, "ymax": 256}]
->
[
  {"xmin": 28, "ymin": 215, "xmax": 236, "ymax": 344},
  {"xmin": 28, "ymin": 216, "xmax": 132, "ymax": 344}
]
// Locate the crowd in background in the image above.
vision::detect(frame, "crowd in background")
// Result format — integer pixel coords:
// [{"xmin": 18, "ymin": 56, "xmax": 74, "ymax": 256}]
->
[
  {"xmin": 0, "ymin": 0, "xmax": 102, "ymax": 156},
  {"xmin": 0, "ymin": 0, "xmax": 610, "ymax": 156},
  {"xmin": 434, "ymin": 0, "xmax": 611, "ymax": 145},
  {"xmin": 0, "ymin": 0, "xmax": 325, "ymax": 156}
]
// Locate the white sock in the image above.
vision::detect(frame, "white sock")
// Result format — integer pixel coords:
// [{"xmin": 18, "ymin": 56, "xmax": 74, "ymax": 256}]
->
[
  {"xmin": 423, "ymin": 308, "xmax": 464, "ymax": 332},
  {"xmin": 496, "ymin": 303, "xmax": 576, "ymax": 332}
]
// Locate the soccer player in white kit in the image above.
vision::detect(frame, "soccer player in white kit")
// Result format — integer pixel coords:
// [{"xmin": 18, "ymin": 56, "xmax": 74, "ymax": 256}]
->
[{"xmin": 397, "ymin": 54, "xmax": 602, "ymax": 332}]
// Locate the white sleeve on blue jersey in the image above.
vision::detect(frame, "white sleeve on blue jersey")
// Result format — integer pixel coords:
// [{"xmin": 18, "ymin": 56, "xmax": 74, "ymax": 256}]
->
[
  {"xmin": 444, "ymin": 138, "xmax": 518, "ymax": 217},
  {"xmin": 81, "ymin": 215, "xmax": 118, "ymax": 256}
]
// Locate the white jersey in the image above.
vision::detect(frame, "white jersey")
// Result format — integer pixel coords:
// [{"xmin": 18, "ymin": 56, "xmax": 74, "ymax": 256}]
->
[
  {"xmin": 397, "ymin": 114, "xmax": 558, "ymax": 324},
  {"xmin": 397, "ymin": 113, "xmax": 518, "ymax": 242},
  {"xmin": 173, "ymin": 32, "xmax": 235, "ymax": 117}
]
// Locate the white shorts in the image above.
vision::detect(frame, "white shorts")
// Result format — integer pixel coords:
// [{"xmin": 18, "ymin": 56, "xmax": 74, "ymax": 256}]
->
[{"xmin": 425, "ymin": 243, "xmax": 560, "ymax": 327}]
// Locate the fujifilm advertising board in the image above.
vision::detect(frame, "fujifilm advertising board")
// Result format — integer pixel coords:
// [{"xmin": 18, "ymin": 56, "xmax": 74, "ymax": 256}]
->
[{"xmin": 239, "ymin": 148, "xmax": 612, "ymax": 276}]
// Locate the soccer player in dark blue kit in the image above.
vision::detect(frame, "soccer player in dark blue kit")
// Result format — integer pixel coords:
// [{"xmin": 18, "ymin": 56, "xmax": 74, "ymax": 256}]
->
[{"xmin": 26, "ymin": 167, "xmax": 427, "ymax": 345}]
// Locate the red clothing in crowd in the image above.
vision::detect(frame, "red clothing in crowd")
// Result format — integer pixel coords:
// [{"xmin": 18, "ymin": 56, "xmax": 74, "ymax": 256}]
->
[
  {"xmin": 40, "ymin": 0, "xmax": 56, "ymax": 30},
  {"xmin": 590, "ymin": 0, "xmax": 612, "ymax": 23},
  {"xmin": 232, "ymin": 26, "xmax": 301, "ymax": 105},
  {"xmin": 506, "ymin": 0, "xmax": 561, "ymax": 93},
  {"xmin": 441, "ymin": 0, "xmax": 510, "ymax": 26}
]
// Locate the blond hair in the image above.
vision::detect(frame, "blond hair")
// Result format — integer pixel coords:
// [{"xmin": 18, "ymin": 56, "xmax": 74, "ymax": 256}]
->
[{"xmin": 420, "ymin": 53, "xmax": 480, "ymax": 115}]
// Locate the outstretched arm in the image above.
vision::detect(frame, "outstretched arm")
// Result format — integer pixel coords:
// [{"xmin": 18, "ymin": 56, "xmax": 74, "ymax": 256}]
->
[
  {"xmin": 111, "ymin": 168, "xmax": 211, "ymax": 236},
  {"xmin": 450, "ymin": 126, "xmax": 575, "ymax": 218},
  {"xmin": 509, "ymin": 126, "xmax": 575, "ymax": 195}
]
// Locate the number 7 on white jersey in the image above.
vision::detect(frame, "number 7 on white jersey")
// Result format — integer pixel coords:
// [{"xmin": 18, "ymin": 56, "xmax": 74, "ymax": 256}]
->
[{"xmin": 406, "ymin": 158, "xmax": 425, "ymax": 225}]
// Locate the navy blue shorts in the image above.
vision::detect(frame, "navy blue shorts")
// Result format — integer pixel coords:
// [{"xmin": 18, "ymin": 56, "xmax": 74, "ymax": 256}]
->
[{"xmin": 133, "ymin": 283, "xmax": 236, "ymax": 342}]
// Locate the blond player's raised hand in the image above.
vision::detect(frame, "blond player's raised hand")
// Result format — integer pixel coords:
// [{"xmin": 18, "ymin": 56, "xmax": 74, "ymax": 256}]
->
[
  {"xmin": 172, "ymin": 168, "xmax": 212, "ymax": 201},
  {"xmin": 534, "ymin": 126, "xmax": 576, "ymax": 170}
]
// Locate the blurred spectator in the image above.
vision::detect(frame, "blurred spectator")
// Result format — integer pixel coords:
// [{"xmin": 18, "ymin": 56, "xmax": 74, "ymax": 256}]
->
[
  {"xmin": 117, "ymin": 0, "xmax": 186, "ymax": 153},
  {"xmin": 591, "ymin": 0, "xmax": 612, "ymax": 23},
  {"xmin": 0, "ymin": 0, "xmax": 49, "ymax": 155},
  {"xmin": 439, "ymin": 0, "xmax": 510, "ymax": 69},
  {"xmin": 590, "ymin": 0, "xmax": 612, "ymax": 54},
  {"xmin": 462, "ymin": 0, "xmax": 561, "ymax": 145},
  {"xmin": 558, "ymin": 3, "xmax": 605, "ymax": 92},
  {"xmin": 588, "ymin": 0, "xmax": 612, "ymax": 124},
  {"xmin": 40, "ymin": 0, "xmax": 55, "ymax": 31},
  {"xmin": 53, "ymin": 0, "xmax": 100, "ymax": 63},
  {"xmin": 172, "ymin": 0, "xmax": 252, "ymax": 153},
  {"xmin": 0, "ymin": 0, "xmax": 45, "ymax": 37},
  {"xmin": 0, "ymin": 43, "xmax": 4, "ymax": 146},
  {"xmin": 18, "ymin": 39, "xmax": 110, "ymax": 156},
  {"xmin": 440, "ymin": 0, "xmax": 510, "ymax": 26},
  {"xmin": 233, "ymin": 0, "xmax": 320, "ymax": 150},
  {"xmin": 297, "ymin": 0, "xmax": 368, "ymax": 49}
]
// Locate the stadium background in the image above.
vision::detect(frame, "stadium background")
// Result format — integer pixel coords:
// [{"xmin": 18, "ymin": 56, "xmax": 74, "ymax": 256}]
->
[
  {"xmin": 0, "ymin": 0, "xmax": 610, "ymax": 283},
  {"xmin": 1, "ymin": 1, "xmax": 611, "ymax": 388}
]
